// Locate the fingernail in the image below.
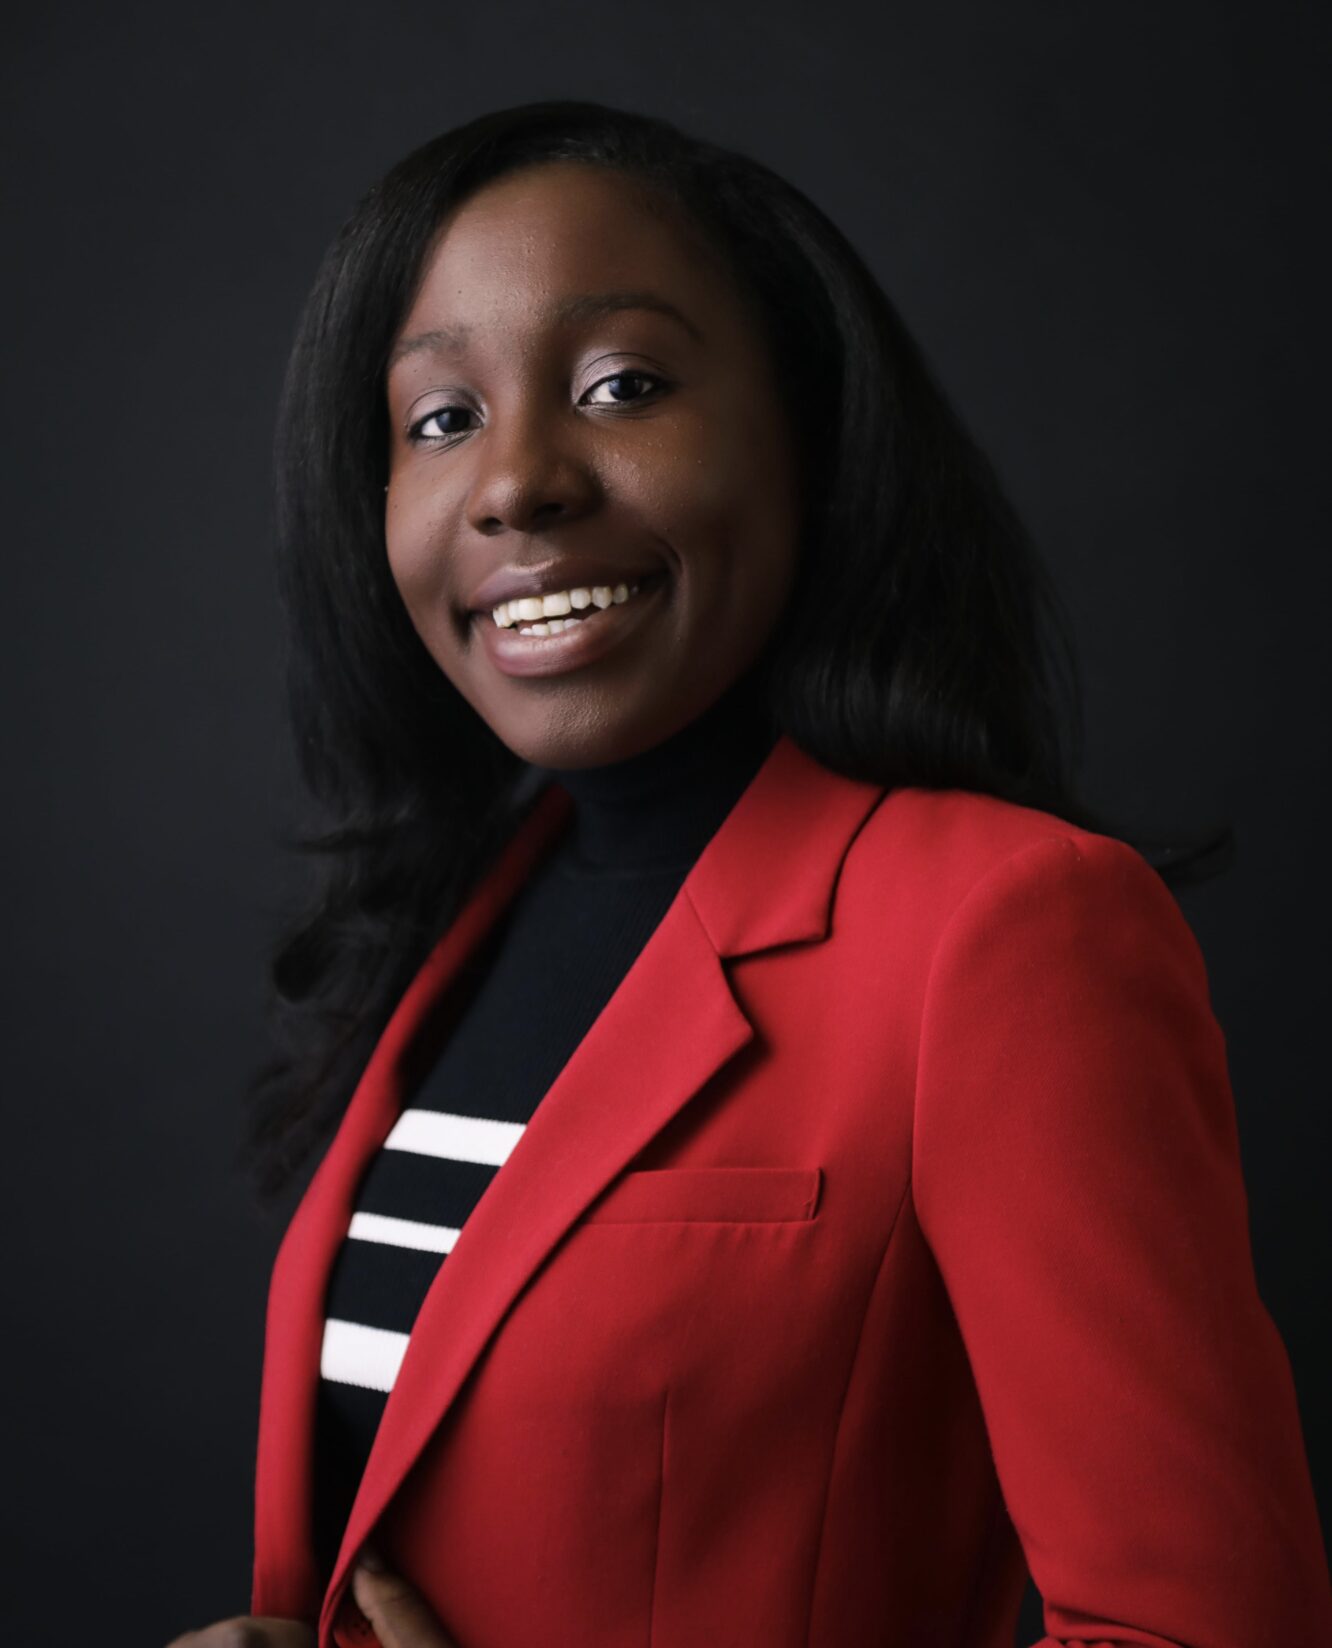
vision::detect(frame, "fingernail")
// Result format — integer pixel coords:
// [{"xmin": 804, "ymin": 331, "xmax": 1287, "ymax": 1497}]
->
[{"xmin": 357, "ymin": 1544, "xmax": 386, "ymax": 1573}]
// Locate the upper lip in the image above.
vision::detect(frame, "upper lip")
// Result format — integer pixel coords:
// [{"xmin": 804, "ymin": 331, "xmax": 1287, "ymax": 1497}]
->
[{"xmin": 465, "ymin": 557, "xmax": 666, "ymax": 614}]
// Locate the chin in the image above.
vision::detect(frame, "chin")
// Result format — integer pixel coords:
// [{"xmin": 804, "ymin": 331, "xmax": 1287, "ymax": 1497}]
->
[{"xmin": 496, "ymin": 710, "xmax": 664, "ymax": 772}]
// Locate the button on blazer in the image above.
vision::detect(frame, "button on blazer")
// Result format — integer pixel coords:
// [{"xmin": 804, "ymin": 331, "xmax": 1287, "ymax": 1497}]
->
[{"xmin": 250, "ymin": 734, "xmax": 1332, "ymax": 1648}]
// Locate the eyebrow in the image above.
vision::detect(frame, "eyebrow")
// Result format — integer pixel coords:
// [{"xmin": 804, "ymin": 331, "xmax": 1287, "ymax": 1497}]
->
[{"xmin": 387, "ymin": 290, "xmax": 704, "ymax": 370}]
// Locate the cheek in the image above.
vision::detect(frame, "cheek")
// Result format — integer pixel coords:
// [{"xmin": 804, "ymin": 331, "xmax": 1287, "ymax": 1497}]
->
[
  {"xmin": 680, "ymin": 460, "xmax": 800, "ymax": 612},
  {"xmin": 385, "ymin": 526, "xmax": 447, "ymax": 628},
  {"xmin": 646, "ymin": 423, "xmax": 789, "ymax": 566},
  {"xmin": 676, "ymin": 394, "xmax": 797, "ymax": 550}
]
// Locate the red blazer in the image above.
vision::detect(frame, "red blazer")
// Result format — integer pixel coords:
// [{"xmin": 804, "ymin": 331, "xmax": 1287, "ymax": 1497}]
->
[{"xmin": 251, "ymin": 734, "xmax": 1332, "ymax": 1648}]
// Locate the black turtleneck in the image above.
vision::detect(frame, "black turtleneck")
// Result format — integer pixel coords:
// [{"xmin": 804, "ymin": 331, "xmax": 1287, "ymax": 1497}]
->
[
  {"xmin": 311, "ymin": 668, "xmax": 780, "ymax": 1579},
  {"xmin": 537, "ymin": 660, "xmax": 779, "ymax": 871}
]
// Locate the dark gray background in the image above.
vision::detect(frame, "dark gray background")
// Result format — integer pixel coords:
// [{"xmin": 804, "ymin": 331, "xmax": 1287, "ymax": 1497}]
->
[{"xmin": 3, "ymin": 2, "xmax": 1327, "ymax": 1642}]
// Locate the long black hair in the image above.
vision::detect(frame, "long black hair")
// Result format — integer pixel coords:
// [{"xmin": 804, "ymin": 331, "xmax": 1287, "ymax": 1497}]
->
[{"xmin": 240, "ymin": 98, "xmax": 1232, "ymax": 1203}]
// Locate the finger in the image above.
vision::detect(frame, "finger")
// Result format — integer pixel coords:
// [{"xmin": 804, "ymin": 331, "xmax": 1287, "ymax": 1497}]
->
[
  {"xmin": 351, "ymin": 1559, "xmax": 459, "ymax": 1648},
  {"xmin": 166, "ymin": 1616, "xmax": 317, "ymax": 1647}
]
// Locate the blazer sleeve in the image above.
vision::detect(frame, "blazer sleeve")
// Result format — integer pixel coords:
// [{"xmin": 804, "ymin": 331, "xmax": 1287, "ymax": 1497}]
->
[{"xmin": 911, "ymin": 831, "xmax": 1332, "ymax": 1648}]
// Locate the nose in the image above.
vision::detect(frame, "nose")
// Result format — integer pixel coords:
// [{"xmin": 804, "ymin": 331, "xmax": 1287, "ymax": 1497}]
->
[{"xmin": 464, "ymin": 398, "xmax": 599, "ymax": 537}]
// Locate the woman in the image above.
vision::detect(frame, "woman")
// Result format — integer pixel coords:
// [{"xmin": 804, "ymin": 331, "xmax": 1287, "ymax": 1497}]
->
[{"xmin": 172, "ymin": 101, "xmax": 1332, "ymax": 1647}]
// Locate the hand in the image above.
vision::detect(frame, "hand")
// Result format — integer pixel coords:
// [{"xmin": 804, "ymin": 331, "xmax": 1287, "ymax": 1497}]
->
[
  {"xmin": 166, "ymin": 1619, "xmax": 315, "ymax": 1646},
  {"xmin": 348, "ymin": 1549, "xmax": 461, "ymax": 1648}
]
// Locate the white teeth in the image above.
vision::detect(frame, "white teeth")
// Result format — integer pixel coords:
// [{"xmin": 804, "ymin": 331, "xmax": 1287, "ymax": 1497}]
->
[{"xmin": 492, "ymin": 579, "xmax": 647, "ymax": 629}]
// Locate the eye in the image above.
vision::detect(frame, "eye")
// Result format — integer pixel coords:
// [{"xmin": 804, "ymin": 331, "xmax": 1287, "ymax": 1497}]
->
[
  {"xmin": 404, "ymin": 370, "xmax": 667, "ymax": 446},
  {"xmin": 407, "ymin": 404, "xmax": 477, "ymax": 444},
  {"xmin": 580, "ymin": 369, "xmax": 667, "ymax": 407}
]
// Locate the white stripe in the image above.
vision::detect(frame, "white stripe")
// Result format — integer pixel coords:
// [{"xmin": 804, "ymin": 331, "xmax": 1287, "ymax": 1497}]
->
[
  {"xmin": 321, "ymin": 1318, "xmax": 409, "ymax": 1393},
  {"xmin": 383, "ymin": 1107, "xmax": 525, "ymax": 1166},
  {"xmin": 347, "ymin": 1210, "xmax": 459, "ymax": 1254}
]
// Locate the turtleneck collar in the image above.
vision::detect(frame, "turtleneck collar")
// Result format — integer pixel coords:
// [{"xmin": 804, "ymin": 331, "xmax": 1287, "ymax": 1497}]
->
[{"xmin": 530, "ymin": 665, "xmax": 780, "ymax": 875}]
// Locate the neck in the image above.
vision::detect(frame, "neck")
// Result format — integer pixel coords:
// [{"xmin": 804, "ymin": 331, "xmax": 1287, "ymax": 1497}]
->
[{"xmin": 535, "ymin": 666, "xmax": 780, "ymax": 873}]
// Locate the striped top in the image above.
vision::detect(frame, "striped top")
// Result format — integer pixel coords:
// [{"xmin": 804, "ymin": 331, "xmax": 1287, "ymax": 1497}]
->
[{"xmin": 310, "ymin": 669, "xmax": 781, "ymax": 1579}]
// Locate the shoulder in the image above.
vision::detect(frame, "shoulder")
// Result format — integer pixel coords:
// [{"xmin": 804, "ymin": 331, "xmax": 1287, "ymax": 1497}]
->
[
  {"xmin": 835, "ymin": 782, "xmax": 1201, "ymax": 986},
  {"xmin": 840, "ymin": 781, "xmax": 1123, "ymax": 906}
]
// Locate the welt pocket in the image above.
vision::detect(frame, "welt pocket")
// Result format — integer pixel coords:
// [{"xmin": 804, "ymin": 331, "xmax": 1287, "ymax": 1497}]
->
[{"xmin": 578, "ymin": 1165, "xmax": 823, "ymax": 1225}]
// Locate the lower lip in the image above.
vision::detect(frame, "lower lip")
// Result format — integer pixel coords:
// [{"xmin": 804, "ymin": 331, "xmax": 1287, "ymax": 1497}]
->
[{"xmin": 471, "ymin": 574, "xmax": 670, "ymax": 678}]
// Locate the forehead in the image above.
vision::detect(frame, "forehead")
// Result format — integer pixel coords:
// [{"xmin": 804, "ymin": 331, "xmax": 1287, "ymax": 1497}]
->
[{"xmin": 397, "ymin": 162, "xmax": 739, "ymax": 340}]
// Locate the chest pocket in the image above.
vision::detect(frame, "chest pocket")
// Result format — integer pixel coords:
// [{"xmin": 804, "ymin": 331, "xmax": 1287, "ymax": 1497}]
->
[{"xmin": 578, "ymin": 1164, "xmax": 823, "ymax": 1224}]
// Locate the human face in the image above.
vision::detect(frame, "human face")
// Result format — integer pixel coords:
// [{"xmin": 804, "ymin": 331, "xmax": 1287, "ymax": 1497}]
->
[{"xmin": 383, "ymin": 160, "xmax": 803, "ymax": 769}]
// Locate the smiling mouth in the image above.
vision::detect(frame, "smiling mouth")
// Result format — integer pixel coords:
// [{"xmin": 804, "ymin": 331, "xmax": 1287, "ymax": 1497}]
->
[
  {"xmin": 469, "ymin": 569, "xmax": 670, "ymax": 634},
  {"xmin": 467, "ymin": 568, "xmax": 671, "ymax": 678}
]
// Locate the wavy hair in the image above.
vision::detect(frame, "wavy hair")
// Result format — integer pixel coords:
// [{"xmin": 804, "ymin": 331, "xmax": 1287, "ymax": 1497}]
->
[{"xmin": 240, "ymin": 98, "xmax": 1231, "ymax": 1203}]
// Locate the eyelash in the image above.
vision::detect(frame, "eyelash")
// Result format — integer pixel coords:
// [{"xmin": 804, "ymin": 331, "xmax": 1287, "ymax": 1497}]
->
[{"xmin": 405, "ymin": 369, "xmax": 668, "ymax": 446}]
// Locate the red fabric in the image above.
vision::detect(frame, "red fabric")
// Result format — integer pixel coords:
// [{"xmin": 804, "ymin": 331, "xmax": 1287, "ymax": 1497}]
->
[{"xmin": 251, "ymin": 735, "xmax": 1332, "ymax": 1648}]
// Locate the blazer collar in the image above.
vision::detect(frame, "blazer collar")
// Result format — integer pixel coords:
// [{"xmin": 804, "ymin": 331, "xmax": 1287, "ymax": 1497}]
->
[{"xmin": 249, "ymin": 732, "xmax": 886, "ymax": 1633}]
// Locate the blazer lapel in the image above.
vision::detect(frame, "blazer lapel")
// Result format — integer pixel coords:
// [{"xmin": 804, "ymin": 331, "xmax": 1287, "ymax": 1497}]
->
[
  {"xmin": 254, "ymin": 732, "xmax": 886, "ymax": 1634},
  {"xmin": 251, "ymin": 778, "xmax": 574, "ymax": 1621}
]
